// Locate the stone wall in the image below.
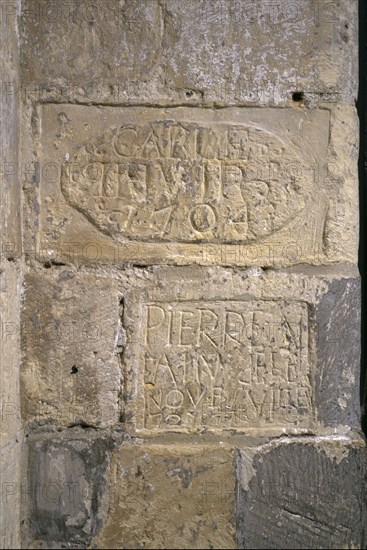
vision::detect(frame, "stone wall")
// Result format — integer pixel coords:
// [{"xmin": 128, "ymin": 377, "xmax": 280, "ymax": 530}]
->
[
  {"xmin": 1, "ymin": 0, "xmax": 365, "ymax": 548},
  {"xmin": 0, "ymin": 1, "xmax": 22, "ymax": 548}
]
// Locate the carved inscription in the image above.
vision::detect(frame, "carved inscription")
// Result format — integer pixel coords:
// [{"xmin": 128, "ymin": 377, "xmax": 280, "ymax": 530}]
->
[
  {"xmin": 141, "ymin": 301, "xmax": 312, "ymax": 430},
  {"xmin": 61, "ymin": 120, "xmax": 317, "ymax": 243}
]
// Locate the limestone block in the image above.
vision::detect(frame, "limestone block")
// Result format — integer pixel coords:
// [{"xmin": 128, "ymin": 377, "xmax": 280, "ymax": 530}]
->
[
  {"xmin": 25, "ymin": 434, "xmax": 366, "ymax": 549},
  {"xmin": 0, "ymin": 439, "xmax": 22, "ymax": 549},
  {"xmin": 0, "ymin": 264, "xmax": 22, "ymax": 546},
  {"xmin": 0, "ymin": 262, "xmax": 22, "ymax": 444},
  {"xmin": 93, "ymin": 443, "xmax": 236, "ymax": 549},
  {"xmin": 1, "ymin": 0, "xmax": 21, "ymax": 260},
  {"xmin": 29, "ymin": 103, "xmax": 358, "ymax": 267},
  {"xmin": 0, "ymin": 0, "xmax": 22, "ymax": 546},
  {"xmin": 163, "ymin": 0, "xmax": 358, "ymax": 105},
  {"xmin": 21, "ymin": 263, "xmax": 361, "ymax": 434},
  {"xmin": 121, "ymin": 265, "xmax": 360, "ymax": 435},
  {"xmin": 237, "ymin": 436, "xmax": 367, "ymax": 549},
  {"xmin": 19, "ymin": 1, "xmax": 357, "ymax": 106},
  {"xmin": 23, "ymin": 430, "xmax": 116, "ymax": 547},
  {"xmin": 21, "ymin": 270, "xmax": 121, "ymax": 428},
  {"xmin": 20, "ymin": 0, "xmax": 162, "ymax": 91}
]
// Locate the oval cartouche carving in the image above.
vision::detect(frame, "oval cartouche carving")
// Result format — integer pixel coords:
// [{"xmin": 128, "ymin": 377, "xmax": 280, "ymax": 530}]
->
[{"xmin": 61, "ymin": 120, "xmax": 316, "ymax": 243}]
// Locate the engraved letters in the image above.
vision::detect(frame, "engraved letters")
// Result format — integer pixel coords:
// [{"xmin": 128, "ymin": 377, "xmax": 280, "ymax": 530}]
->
[
  {"xmin": 141, "ymin": 301, "xmax": 312, "ymax": 430},
  {"xmin": 61, "ymin": 117, "xmax": 317, "ymax": 244}
]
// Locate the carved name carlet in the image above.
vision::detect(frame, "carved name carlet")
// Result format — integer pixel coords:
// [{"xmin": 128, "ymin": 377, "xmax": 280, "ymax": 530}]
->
[
  {"xmin": 61, "ymin": 117, "xmax": 318, "ymax": 243},
  {"xmin": 137, "ymin": 300, "xmax": 312, "ymax": 431}
]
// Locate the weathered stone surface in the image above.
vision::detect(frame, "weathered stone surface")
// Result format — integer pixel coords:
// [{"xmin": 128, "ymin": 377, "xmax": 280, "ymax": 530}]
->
[
  {"xmin": 21, "ymin": 270, "xmax": 122, "ymax": 428},
  {"xmin": 163, "ymin": 0, "xmax": 358, "ymax": 105},
  {"xmin": 0, "ymin": 438, "xmax": 22, "ymax": 549},
  {"xmin": 20, "ymin": 0, "xmax": 162, "ymax": 91},
  {"xmin": 0, "ymin": 262, "xmax": 22, "ymax": 444},
  {"xmin": 25, "ymin": 434, "xmax": 366, "ymax": 549},
  {"xmin": 0, "ymin": 263, "xmax": 22, "ymax": 547},
  {"xmin": 60, "ymin": 108, "xmax": 324, "ymax": 244},
  {"xmin": 16, "ymin": 1, "xmax": 363, "ymax": 549},
  {"xmin": 28, "ymin": 103, "xmax": 358, "ymax": 267},
  {"xmin": 19, "ymin": 1, "xmax": 357, "ymax": 106},
  {"xmin": 315, "ymin": 278, "xmax": 361, "ymax": 428},
  {"xmin": 93, "ymin": 443, "xmax": 236, "ymax": 549},
  {"xmin": 138, "ymin": 300, "xmax": 311, "ymax": 432},
  {"xmin": 1, "ymin": 0, "xmax": 21, "ymax": 260},
  {"xmin": 122, "ymin": 265, "xmax": 360, "ymax": 435},
  {"xmin": 0, "ymin": 0, "xmax": 22, "ymax": 533},
  {"xmin": 23, "ymin": 264, "xmax": 361, "ymax": 436},
  {"xmin": 22, "ymin": 430, "xmax": 116, "ymax": 547},
  {"xmin": 237, "ymin": 436, "xmax": 367, "ymax": 549}
]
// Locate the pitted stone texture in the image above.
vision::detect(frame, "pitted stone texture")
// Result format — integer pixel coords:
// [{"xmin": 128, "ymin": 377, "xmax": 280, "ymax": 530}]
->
[
  {"xmin": 93, "ymin": 444, "xmax": 236, "ymax": 549},
  {"xmin": 141, "ymin": 300, "xmax": 312, "ymax": 432},
  {"xmin": 21, "ymin": 270, "xmax": 121, "ymax": 428},
  {"xmin": 237, "ymin": 436, "xmax": 367, "ymax": 549},
  {"xmin": 1, "ymin": 0, "xmax": 21, "ymax": 260},
  {"xmin": 22, "ymin": 434, "xmax": 367, "ymax": 549},
  {"xmin": 1, "ymin": 0, "xmax": 22, "ymax": 546},
  {"xmin": 0, "ymin": 262, "xmax": 22, "ymax": 550},
  {"xmin": 121, "ymin": 265, "xmax": 360, "ymax": 435},
  {"xmin": 0, "ymin": 262, "xmax": 22, "ymax": 444},
  {"xmin": 19, "ymin": 1, "xmax": 357, "ymax": 106},
  {"xmin": 0, "ymin": 439, "xmax": 22, "ymax": 550},
  {"xmin": 20, "ymin": 0, "xmax": 162, "ymax": 93},
  {"xmin": 32, "ymin": 104, "xmax": 358, "ymax": 267},
  {"xmin": 60, "ymin": 109, "xmax": 321, "ymax": 244},
  {"xmin": 21, "ymin": 265, "xmax": 361, "ymax": 437},
  {"xmin": 164, "ymin": 0, "xmax": 357, "ymax": 105},
  {"xmin": 23, "ymin": 431, "xmax": 116, "ymax": 547}
]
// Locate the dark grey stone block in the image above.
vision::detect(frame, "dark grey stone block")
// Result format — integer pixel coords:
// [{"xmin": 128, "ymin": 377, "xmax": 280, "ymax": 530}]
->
[
  {"xmin": 23, "ymin": 430, "xmax": 117, "ymax": 546},
  {"xmin": 315, "ymin": 278, "xmax": 361, "ymax": 428},
  {"xmin": 236, "ymin": 438, "xmax": 367, "ymax": 549}
]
